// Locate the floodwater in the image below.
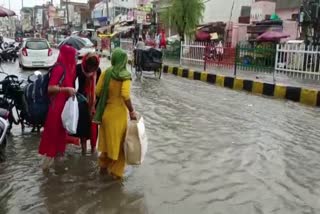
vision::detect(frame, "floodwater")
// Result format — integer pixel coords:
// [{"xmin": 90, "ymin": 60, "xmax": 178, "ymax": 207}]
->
[{"xmin": 1, "ymin": 68, "xmax": 320, "ymax": 214}]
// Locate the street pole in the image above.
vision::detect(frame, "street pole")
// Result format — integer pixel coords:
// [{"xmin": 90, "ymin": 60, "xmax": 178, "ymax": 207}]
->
[
  {"xmin": 8, "ymin": 0, "xmax": 11, "ymax": 10},
  {"xmin": 66, "ymin": 0, "xmax": 69, "ymax": 29},
  {"xmin": 106, "ymin": 0, "xmax": 110, "ymax": 25},
  {"xmin": 21, "ymin": 0, "xmax": 23, "ymax": 8}
]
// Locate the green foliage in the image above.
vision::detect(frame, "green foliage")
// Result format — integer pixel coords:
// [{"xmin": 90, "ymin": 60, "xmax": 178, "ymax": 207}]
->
[{"xmin": 161, "ymin": 0, "xmax": 205, "ymax": 39}]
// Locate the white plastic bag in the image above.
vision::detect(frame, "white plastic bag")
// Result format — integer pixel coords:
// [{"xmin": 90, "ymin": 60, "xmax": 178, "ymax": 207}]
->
[
  {"xmin": 61, "ymin": 96, "xmax": 79, "ymax": 134},
  {"xmin": 124, "ymin": 115, "xmax": 148, "ymax": 165}
]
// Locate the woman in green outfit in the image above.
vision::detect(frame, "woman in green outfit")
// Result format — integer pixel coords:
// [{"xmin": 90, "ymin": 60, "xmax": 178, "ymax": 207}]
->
[{"xmin": 94, "ymin": 48, "xmax": 137, "ymax": 179}]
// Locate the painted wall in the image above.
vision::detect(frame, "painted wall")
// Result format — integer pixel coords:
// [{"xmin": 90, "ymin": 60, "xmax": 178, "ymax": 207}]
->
[
  {"xmin": 203, "ymin": 0, "xmax": 253, "ymax": 23},
  {"xmin": 277, "ymin": 8, "xmax": 300, "ymax": 41},
  {"xmin": 231, "ymin": 23, "xmax": 249, "ymax": 47},
  {"xmin": 276, "ymin": 8, "xmax": 299, "ymax": 20}
]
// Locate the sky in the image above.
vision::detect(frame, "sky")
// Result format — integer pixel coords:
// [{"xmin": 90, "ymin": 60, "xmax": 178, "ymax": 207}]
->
[{"xmin": 0, "ymin": 0, "xmax": 87, "ymax": 16}]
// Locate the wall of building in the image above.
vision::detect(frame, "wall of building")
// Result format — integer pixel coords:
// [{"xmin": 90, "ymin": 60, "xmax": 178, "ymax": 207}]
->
[
  {"xmin": 203, "ymin": 0, "xmax": 253, "ymax": 23},
  {"xmin": 276, "ymin": 8, "xmax": 299, "ymax": 20},
  {"xmin": 250, "ymin": 1, "xmax": 275, "ymax": 23},
  {"xmin": 277, "ymin": 8, "xmax": 299, "ymax": 41},
  {"xmin": 231, "ymin": 23, "xmax": 249, "ymax": 47}
]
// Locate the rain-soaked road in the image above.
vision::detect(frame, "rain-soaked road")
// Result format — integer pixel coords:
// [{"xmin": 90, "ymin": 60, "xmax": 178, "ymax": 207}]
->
[{"xmin": 1, "ymin": 60, "xmax": 320, "ymax": 214}]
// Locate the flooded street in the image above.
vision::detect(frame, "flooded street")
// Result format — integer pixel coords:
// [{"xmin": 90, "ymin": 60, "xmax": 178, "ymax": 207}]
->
[{"xmin": 1, "ymin": 62, "xmax": 320, "ymax": 214}]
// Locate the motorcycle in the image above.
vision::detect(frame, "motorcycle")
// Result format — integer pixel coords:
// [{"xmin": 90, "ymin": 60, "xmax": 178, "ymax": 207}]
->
[
  {"xmin": 0, "ymin": 108, "xmax": 10, "ymax": 162},
  {"xmin": 0, "ymin": 42, "xmax": 18, "ymax": 63},
  {"xmin": 9, "ymin": 43, "xmax": 19, "ymax": 62}
]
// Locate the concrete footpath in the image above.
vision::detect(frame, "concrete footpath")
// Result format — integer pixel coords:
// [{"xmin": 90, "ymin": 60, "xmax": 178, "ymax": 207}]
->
[
  {"xmin": 165, "ymin": 59, "xmax": 320, "ymax": 90},
  {"xmin": 162, "ymin": 61, "xmax": 320, "ymax": 108}
]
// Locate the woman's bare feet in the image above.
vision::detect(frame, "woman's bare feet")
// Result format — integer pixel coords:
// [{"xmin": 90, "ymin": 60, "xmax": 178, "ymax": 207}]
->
[
  {"xmin": 91, "ymin": 146, "xmax": 96, "ymax": 154},
  {"xmin": 42, "ymin": 156, "xmax": 53, "ymax": 171},
  {"xmin": 81, "ymin": 140, "xmax": 87, "ymax": 155},
  {"xmin": 99, "ymin": 167, "xmax": 108, "ymax": 175}
]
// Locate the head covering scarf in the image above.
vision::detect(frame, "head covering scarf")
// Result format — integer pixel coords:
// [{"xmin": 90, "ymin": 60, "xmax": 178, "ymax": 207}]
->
[
  {"xmin": 81, "ymin": 53, "xmax": 100, "ymax": 76},
  {"xmin": 81, "ymin": 53, "xmax": 100, "ymax": 110},
  {"xmin": 93, "ymin": 48, "xmax": 131, "ymax": 123},
  {"xmin": 57, "ymin": 45, "xmax": 77, "ymax": 74}
]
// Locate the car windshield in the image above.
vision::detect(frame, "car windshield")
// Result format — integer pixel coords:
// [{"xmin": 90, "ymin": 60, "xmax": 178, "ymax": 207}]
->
[
  {"xmin": 26, "ymin": 41, "xmax": 49, "ymax": 50},
  {"xmin": 82, "ymin": 38, "xmax": 93, "ymax": 47}
]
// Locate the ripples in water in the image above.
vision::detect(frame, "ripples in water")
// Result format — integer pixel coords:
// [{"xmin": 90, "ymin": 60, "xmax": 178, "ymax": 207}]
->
[{"xmin": 0, "ymin": 73, "xmax": 320, "ymax": 213}]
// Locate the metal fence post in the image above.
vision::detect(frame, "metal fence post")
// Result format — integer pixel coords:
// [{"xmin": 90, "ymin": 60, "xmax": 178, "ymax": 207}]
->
[
  {"xmin": 204, "ymin": 45, "xmax": 207, "ymax": 71},
  {"xmin": 234, "ymin": 44, "xmax": 238, "ymax": 76},
  {"xmin": 179, "ymin": 41, "xmax": 183, "ymax": 67},
  {"xmin": 273, "ymin": 44, "xmax": 279, "ymax": 83}
]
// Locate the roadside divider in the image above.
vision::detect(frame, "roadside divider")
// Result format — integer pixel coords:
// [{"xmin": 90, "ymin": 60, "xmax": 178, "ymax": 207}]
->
[{"xmin": 162, "ymin": 65, "xmax": 320, "ymax": 107}]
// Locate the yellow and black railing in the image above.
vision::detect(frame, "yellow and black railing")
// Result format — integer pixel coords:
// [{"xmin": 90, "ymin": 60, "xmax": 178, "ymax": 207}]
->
[{"xmin": 162, "ymin": 65, "xmax": 320, "ymax": 107}]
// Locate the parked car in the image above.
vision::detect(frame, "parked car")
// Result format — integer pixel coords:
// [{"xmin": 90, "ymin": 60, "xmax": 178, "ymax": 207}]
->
[
  {"xmin": 18, "ymin": 38, "xmax": 55, "ymax": 69},
  {"xmin": 78, "ymin": 38, "xmax": 96, "ymax": 58}
]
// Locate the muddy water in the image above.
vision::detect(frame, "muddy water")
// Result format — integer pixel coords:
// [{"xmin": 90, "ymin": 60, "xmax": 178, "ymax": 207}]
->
[{"xmin": 1, "ymin": 69, "xmax": 320, "ymax": 214}]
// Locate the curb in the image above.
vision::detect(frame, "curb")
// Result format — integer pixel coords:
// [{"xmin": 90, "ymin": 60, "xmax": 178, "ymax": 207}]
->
[{"xmin": 162, "ymin": 65, "xmax": 320, "ymax": 107}]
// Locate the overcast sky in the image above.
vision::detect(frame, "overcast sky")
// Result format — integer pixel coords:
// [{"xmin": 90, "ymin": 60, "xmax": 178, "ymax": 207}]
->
[{"xmin": 0, "ymin": 0, "xmax": 87, "ymax": 15}]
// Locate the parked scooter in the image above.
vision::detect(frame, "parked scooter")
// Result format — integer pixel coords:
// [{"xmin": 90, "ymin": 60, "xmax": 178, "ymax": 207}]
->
[
  {"xmin": 0, "ymin": 42, "xmax": 14, "ymax": 62},
  {"xmin": 0, "ymin": 42, "xmax": 19, "ymax": 63},
  {"xmin": 9, "ymin": 42, "xmax": 19, "ymax": 62},
  {"xmin": 0, "ymin": 108, "xmax": 10, "ymax": 162}
]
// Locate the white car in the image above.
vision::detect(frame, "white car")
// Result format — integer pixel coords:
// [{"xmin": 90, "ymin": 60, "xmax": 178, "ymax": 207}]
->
[
  {"xmin": 19, "ymin": 38, "xmax": 55, "ymax": 69},
  {"xmin": 78, "ymin": 38, "xmax": 96, "ymax": 58}
]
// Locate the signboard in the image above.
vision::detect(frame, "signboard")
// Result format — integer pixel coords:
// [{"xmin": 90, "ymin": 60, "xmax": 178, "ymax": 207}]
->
[
  {"xmin": 57, "ymin": 9, "xmax": 65, "ymax": 17},
  {"xmin": 146, "ymin": 13, "xmax": 151, "ymax": 23},
  {"xmin": 136, "ymin": 11, "xmax": 146, "ymax": 24},
  {"xmin": 36, "ymin": 9, "xmax": 43, "ymax": 25},
  {"xmin": 138, "ymin": 0, "xmax": 149, "ymax": 5},
  {"xmin": 22, "ymin": 14, "xmax": 33, "ymax": 31},
  {"xmin": 74, "ymin": 12, "xmax": 81, "ymax": 26}
]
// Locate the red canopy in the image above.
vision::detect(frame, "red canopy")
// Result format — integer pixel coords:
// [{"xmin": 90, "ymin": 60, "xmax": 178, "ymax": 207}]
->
[
  {"xmin": 0, "ymin": 6, "xmax": 15, "ymax": 17},
  {"xmin": 195, "ymin": 31, "xmax": 210, "ymax": 41},
  {"xmin": 257, "ymin": 31, "xmax": 290, "ymax": 42}
]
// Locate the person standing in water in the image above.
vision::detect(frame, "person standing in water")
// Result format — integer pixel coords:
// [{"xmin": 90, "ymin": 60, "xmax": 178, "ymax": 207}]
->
[
  {"xmin": 39, "ymin": 45, "xmax": 77, "ymax": 170},
  {"xmin": 74, "ymin": 53, "xmax": 101, "ymax": 154},
  {"xmin": 94, "ymin": 48, "xmax": 136, "ymax": 179}
]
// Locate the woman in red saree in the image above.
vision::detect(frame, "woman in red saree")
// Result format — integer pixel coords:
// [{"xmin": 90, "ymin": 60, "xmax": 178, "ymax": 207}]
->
[
  {"xmin": 160, "ymin": 30, "xmax": 167, "ymax": 49},
  {"xmin": 39, "ymin": 45, "xmax": 77, "ymax": 170}
]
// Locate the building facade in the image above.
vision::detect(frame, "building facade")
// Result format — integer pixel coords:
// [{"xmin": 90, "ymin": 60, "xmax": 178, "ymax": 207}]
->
[
  {"xmin": 275, "ymin": 0, "xmax": 301, "ymax": 40},
  {"xmin": 203, "ymin": 0, "xmax": 254, "ymax": 23},
  {"xmin": 92, "ymin": 0, "xmax": 137, "ymax": 27}
]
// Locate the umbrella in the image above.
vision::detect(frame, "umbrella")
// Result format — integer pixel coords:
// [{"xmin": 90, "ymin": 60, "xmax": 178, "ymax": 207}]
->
[
  {"xmin": 0, "ymin": 6, "xmax": 15, "ymax": 17},
  {"xmin": 257, "ymin": 31, "xmax": 290, "ymax": 42},
  {"xmin": 58, "ymin": 36, "xmax": 86, "ymax": 50}
]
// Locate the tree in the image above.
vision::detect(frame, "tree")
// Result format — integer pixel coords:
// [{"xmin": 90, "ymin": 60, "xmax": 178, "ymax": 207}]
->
[{"xmin": 162, "ymin": 0, "xmax": 205, "ymax": 41}]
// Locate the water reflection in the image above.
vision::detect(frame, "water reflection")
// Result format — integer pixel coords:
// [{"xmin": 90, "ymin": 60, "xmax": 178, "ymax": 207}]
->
[{"xmin": 1, "ymin": 72, "xmax": 320, "ymax": 213}]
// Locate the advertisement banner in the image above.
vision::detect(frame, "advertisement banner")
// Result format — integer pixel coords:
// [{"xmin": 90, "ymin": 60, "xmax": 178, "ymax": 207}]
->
[
  {"xmin": 136, "ymin": 11, "xmax": 146, "ymax": 24},
  {"xmin": 138, "ymin": 0, "xmax": 149, "ymax": 5}
]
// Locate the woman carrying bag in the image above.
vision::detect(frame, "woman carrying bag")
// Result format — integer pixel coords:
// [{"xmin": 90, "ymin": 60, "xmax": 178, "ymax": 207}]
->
[
  {"xmin": 39, "ymin": 45, "xmax": 77, "ymax": 170},
  {"xmin": 74, "ymin": 53, "xmax": 101, "ymax": 154},
  {"xmin": 94, "ymin": 48, "xmax": 136, "ymax": 180}
]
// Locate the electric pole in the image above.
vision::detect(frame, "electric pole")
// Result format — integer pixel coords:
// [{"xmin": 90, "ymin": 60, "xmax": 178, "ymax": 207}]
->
[
  {"xmin": 66, "ymin": 0, "xmax": 69, "ymax": 28},
  {"xmin": 21, "ymin": 0, "xmax": 23, "ymax": 8},
  {"xmin": 106, "ymin": 0, "xmax": 110, "ymax": 25}
]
